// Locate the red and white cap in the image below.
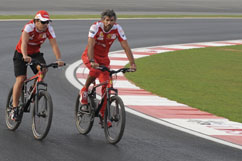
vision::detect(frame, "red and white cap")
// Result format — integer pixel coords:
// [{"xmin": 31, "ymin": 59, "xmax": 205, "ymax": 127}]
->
[{"xmin": 34, "ymin": 10, "xmax": 51, "ymax": 21}]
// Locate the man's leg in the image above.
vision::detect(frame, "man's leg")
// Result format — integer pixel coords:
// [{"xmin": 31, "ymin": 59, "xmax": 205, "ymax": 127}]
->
[
  {"xmin": 79, "ymin": 57, "xmax": 101, "ymax": 104},
  {"xmin": 12, "ymin": 75, "xmax": 25, "ymax": 107},
  {"xmin": 11, "ymin": 51, "xmax": 27, "ymax": 121},
  {"xmin": 11, "ymin": 75, "xmax": 25, "ymax": 121},
  {"xmin": 80, "ymin": 75, "xmax": 96, "ymax": 104},
  {"xmin": 99, "ymin": 71, "xmax": 109, "ymax": 117},
  {"xmin": 99, "ymin": 71, "xmax": 112, "ymax": 128}
]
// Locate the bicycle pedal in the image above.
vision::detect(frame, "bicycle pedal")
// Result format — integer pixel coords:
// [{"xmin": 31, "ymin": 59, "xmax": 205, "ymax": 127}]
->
[{"xmin": 111, "ymin": 116, "xmax": 119, "ymax": 122}]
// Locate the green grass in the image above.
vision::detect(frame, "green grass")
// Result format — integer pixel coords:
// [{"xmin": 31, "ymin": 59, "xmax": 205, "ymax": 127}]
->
[
  {"xmin": 1, "ymin": 14, "xmax": 242, "ymax": 19},
  {"xmin": 125, "ymin": 45, "xmax": 242, "ymax": 123}
]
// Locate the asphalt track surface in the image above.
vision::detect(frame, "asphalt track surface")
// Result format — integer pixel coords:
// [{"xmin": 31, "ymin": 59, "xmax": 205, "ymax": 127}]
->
[
  {"xmin": 1, "ymin": 0, "xmax": 242, "ymax": 15},
  {"xmin": 1, "ymin": 18, "xmax": 242, "ymax": 161}
]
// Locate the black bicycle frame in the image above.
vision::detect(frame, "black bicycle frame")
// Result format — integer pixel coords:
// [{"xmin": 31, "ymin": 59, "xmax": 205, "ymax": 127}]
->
[
  {"xmin": 22, "ymin": 79, "xmax": 47, "ymax": 113},
  {"xmin": 92, "ymin": 85, "xmax": 118, "ymax": 118}
]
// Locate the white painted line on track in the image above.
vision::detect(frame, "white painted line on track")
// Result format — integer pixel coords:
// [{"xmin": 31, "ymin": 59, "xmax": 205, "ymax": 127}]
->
[
  {"xmin": 121, "ymin": 95, "xmax": 186, "ymax": 106},
  {"xmin": 2, "ymin": 17, "xmax": 242, "ymax": 22},
  {"xmin": 65, "ymin": 59, "xmax": 82, "ymax": 90}
]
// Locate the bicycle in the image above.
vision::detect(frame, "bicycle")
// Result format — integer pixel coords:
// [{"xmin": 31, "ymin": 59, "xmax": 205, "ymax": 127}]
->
[
  {"xmin": 5, "ymin": 59, "xmax": 64, "ymax": 140},
  {"xmin": 75, "ymin": 65, "xmax": 133, "ymax": 144}
]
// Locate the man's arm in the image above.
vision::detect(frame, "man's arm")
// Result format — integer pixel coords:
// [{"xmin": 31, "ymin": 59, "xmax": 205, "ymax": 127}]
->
[
  {"xmin": 120, "ymin": 40, "xmax": 136, "ymax": 71},
  {"xmin": 87, "ymin": 37, "xmax": 95, "ymax": 61},
  {"xmin": 49, "ymin": 38, "xmax": 64, "ymax": 66},
  {"xmin": 87, "ymin": 37, "xmax": 99, "ymax": 68},
  {"xmin": 21, "ymin": 31, "xmax": 31, "ymax": 62}
]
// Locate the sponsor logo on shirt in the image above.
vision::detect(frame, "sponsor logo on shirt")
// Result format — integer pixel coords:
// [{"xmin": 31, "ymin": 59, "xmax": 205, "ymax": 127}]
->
[
  {"xmin": 107, "ymin": 34, "xmax": 116, "ymax": 39},
  {"xmin": 29, "ymin": 34, "xmax": 35, "ymax": 40},
  {"xmin": 39, "ymin": 33, "xmax": 46, "ymax": 39},
  {"xmin": 96, "ymin": 42, "xmax": 106, "ymax": 47},
  {"xmin": 107, "ymin": 34, "xmax": 112, "ymax": 39},
  {"xmin": 97, "ymin": 32, "xmax": 104, "ymax": 40},
  {"xmin": 89, "ymin": 30, "xmax": 95, "ymax": 34},
  {"xmin": 119, "ymin": 29, "xmax": 126, "ymax": 39}
]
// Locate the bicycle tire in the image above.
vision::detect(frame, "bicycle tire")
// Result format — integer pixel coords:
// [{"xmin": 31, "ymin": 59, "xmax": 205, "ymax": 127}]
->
[
  {"xmin": 5, "ymin": 87, "xmax": 23, "ymax": 131},
  {"xmin": 75, "ymin": 94, "xmax": 94, "ymax": 135},
  {"xmin": 32, "ymin": 91, "xmax": 53, "ymax": 140},
  {"xmin": 104, "ymin": 96, "xmax": 126, "ymax": 144}
]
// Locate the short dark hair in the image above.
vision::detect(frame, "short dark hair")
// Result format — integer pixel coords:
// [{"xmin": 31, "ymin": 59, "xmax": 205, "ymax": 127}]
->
[
  {"xmin": 33, "ymin": 19, "xmax": 39, "ymax": 23},
  {"xmin": 101, "ymin": 9, "xmax": 117, "ymax": 20}
]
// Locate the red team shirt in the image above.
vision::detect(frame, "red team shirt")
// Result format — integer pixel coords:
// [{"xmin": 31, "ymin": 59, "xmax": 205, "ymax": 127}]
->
[
  {"xmin": 16, "ymin": 20, "xmax": 56, "ymax": 55},
  {"xmin": 82, "ymin": 21, "xmax": 127, "ymax": 65}
]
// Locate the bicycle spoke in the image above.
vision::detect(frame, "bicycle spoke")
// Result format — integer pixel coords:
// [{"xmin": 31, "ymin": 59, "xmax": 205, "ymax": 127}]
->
[
  {"xmin": 32, "ymin": 91, "xmax": 53, "ymax": 140},
  {"xmin": 5, "ymin": 87, "xmax": 22, "ymax": 131},
  {"xmin": 34, "ymin": 97, "xmax": 47, "ymax": 134},
  {"xmin": 75, "ymin": 95, "xmax": 94, "ymax": 135},
  {"xmin": 104, "ymin": 96, "xmax": 125, "ymax": 144},
  {"xmin": 108, "ymin": 102, "xmax": 122, "ymax": 133}
]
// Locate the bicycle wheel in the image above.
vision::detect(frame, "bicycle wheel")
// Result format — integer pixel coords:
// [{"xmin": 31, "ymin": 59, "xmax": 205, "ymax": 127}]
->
[
  {"xmin": 104, "ymin": 96, "xmax": 126, "ymax": 144},
  {"xmin": 5, "ymin": 87, "xmax": 23, "ymax": 131},
  {"xmin": 32, "ymin": 91, "xmax": 53, "ymax": 140},
  {"xmin": 75, "ymin": 94, "xmax": 94, "ymax": 135}
]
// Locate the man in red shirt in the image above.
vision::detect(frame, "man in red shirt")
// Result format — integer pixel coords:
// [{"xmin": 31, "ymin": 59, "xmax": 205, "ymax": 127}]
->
[
  {"xmin": 11, "ymin": 10, "xmax": 65, "ymax": 121},
  {"xmin": 80, "ymin": 9, "xmax": 136, "ymax": 126}
]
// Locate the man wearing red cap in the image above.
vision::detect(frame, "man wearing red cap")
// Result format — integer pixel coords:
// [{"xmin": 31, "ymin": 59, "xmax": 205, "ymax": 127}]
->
[
  {"xmin": 79, "ymin": 9, "xmax": 136, "ymax": 127},
  {"xmin": 11, "ymin": 10, "xmax": 65, "ymax": 121}
]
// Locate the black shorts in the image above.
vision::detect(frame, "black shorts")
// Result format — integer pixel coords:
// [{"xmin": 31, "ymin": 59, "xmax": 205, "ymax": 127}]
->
[{"xmin": 13, "ymin": 50, "xmax": 46, "ymax": 77}]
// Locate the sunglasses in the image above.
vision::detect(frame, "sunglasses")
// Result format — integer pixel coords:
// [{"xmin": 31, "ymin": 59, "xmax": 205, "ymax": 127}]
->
[{"xmin": 40, "ymin": 21, "xmax": 49, "ymax": 24}]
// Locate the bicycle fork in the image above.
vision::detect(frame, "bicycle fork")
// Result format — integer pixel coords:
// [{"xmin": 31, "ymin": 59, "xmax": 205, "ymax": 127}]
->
[
  {"xmin": 106, "ymin": 88, "xmax": 119, "ymax": 121},
  {"xmin": 33, "ymin": 82, "xmax": 48, "ymax": 116}
]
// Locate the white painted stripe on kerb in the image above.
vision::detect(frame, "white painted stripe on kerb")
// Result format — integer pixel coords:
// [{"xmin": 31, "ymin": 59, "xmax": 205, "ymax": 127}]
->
[
  {"xmin": 191, "ymin": 42, "xmax": 232, "ymax": 47},
  {"xmin": 76, "ymin": 67, "xmax": 89, "ymax": 75},
  {"xmin": 77, "ymin": 78, "xmax": 140, "ymax": 89},
  {"xmin": 110, "ymin": 60, "xmax": 129, "ymax": 66},
  {"xmin": 109, "ymin": 54, "xmax": 147, "ymax": 59},
  {"xmin": 120, "ymin": 95, "xmax": 186, "ymax": 106},
  {"xmin": 157, "ymin": 45, "xmax": 201, "ymax": 49}
]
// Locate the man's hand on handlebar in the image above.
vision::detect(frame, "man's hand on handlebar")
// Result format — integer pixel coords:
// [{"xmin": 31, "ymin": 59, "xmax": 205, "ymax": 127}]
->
[
  {"xmin": 130, "ymin": 63, "xmax": 136, "ymax": 72},
  {"xmin": 91, "ymin": 62, "xmax": 99, "ymax": 69},
  {"xmin": 56, "ymin": 60, "xmax": 65, "ymax": 67},
  {"xmin": 23, "ymin": 56, "xmax": 32, "ymax": 63}
]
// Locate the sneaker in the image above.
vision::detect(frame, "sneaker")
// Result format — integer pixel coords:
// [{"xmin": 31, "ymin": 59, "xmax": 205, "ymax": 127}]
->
[
  {"xmin": 10, "ymin": 107, "xmax": 21, "ymax": 122},
  {"xmin": 80, "ymin": 104, "xmax": 89, "ymax": 112},
  {"xmin": 107, "ymin": 121, "xmax": 112, "ymax": 128},
  {"xmin": 79, "ymin": 88, "xmax": 88, "ymax": 105}
]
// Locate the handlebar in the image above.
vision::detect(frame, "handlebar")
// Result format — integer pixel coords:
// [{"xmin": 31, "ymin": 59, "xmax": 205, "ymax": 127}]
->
[
  {"xmin": 97, "ymin": 65, "xmax": 135, "ymax": 76},
  {"xmin": 27, "ymin": 59, "xmax": 66, "ymax": 69}
]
